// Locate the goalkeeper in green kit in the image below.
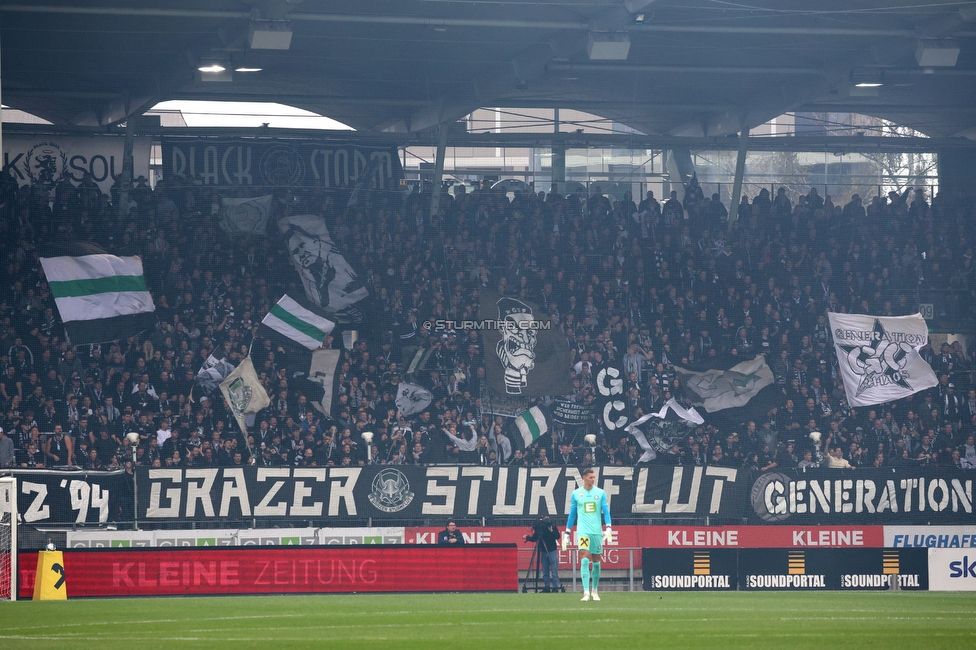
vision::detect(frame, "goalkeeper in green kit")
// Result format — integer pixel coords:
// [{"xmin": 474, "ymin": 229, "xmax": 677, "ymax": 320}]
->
[{"xmin": 563, "ymin": 467, "xmax": 611, "ymax": 601}]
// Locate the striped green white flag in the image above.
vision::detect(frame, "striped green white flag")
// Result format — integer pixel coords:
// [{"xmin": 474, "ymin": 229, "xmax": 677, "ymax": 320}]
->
[
  {"xmin": 516, "ymin": 406, "xmax": 549, "ymax": 447},
  {"xmin": 40, "ymin": 252, "xmax": 156, "ymax": 344},
  {"xmin": 261, "ymin": 294, "xmax": 336, "ymax": 350}
]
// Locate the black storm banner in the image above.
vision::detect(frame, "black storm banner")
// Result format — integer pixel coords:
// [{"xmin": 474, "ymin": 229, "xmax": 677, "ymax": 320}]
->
[{"xmin": 160, "ymin": 138, "xmax": 403, "ymax": 189}]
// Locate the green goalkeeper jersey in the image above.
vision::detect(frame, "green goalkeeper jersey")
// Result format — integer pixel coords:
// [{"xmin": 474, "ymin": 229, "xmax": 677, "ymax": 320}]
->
[{"xmin": 567, "ymin": 485, "xmax": 610, "ymax": 536}]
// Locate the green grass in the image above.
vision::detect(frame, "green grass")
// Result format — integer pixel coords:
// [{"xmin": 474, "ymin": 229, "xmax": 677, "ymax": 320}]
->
[{"xmin": 1, "ymin": 592, "xmax": 975, "ymax": 649}]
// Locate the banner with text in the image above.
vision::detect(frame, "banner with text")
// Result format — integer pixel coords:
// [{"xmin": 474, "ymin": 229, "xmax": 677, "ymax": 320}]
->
[
  {"xmin": 10, "ymin": 470, "xmax": 128, "ymax": 525},
  {"xmin": 18, "ymin": 546, "xmax": 517, "ymax": 598},
  {"xmin": 134, "ymin": 465, "xmax": 745, "ymax": 522},
  {"xmin": 160, "ymin": 138, "xmax": 403, "ymax": 189},
  {"xmin": 10, "ymin": 466, "xmax": 975, "ymax": 525},
  {"xmin": 3, "ymin": 135, "xmax": 151, "ymax": 194}
]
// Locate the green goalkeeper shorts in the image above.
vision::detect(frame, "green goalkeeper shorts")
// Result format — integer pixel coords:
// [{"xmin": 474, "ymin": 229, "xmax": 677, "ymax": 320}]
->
[{"xmin": 577, "ymin": 533, "xmax": 603, "ymax": 556}]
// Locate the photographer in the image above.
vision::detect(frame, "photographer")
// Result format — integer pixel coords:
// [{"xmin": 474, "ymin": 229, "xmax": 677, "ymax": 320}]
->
[{"xmin": 523, "ymin": 515, "xmax": 561, "ymax": 593}]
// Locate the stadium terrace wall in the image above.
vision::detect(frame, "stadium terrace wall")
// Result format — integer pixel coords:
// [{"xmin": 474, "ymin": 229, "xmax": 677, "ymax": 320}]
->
[{"xmin": 7, "ymin": 466, "xmax": 974, "ymax": 526}]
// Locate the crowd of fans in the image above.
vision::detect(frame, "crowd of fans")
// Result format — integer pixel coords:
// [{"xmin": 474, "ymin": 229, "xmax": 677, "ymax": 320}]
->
[{"xmin": 1, "ymin": 164, "xmax": 976, "ymax": 476}]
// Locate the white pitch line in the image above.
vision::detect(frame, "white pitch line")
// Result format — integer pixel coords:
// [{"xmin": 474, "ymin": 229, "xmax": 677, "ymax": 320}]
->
[{"xmin": 1, "ymin": 612, "xmax": 307, "ymax": 633}]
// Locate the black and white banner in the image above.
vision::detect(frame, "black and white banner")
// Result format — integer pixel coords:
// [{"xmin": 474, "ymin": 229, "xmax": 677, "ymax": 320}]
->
[
  {"xmin": 278, "ymin": 214, "xmax": 368, "ymax": 322},
  {"xmin": 7, "ymin": 470, "xmax": 128, "ymax": 524},
  {"xmin": 160, "ymin": 138, "xmax": 402, "ymax": 189},
  {"xmin": 625, "ymin": 398, "xmax": 704, "ymax": 463},
  {"xmin": 828, "ymin": 313, "xmax": 938, "ymax": 407},
  {"xmin": 134, "ymin": 465, "xmax": 744, "ymax": 522},
  {"xmin": 480, "ymin": 291, "xmax": 573, "ymax": 398},
  {"xmin": 551, "ymin": 399, "xmax": 596, "ymax": 426},
  {"xmin": 9, "ymin": 466, "xmax": 974, "ymax": 525},
  {"xmin": 749, "ymin": 468, "xmax": 975, "ymax": 525},
  {"xmin": 3, "ymin": 135, "xmax": 151, "ymax": 194}
]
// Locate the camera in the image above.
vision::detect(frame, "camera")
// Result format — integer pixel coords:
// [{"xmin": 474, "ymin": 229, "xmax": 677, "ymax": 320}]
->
[{"xmin": 531, "ymin": 515, "xmax": 554, "ymax": 534}]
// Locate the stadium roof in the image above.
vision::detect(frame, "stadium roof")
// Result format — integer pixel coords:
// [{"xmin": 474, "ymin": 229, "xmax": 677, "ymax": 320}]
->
[{"xmin": 3, "ymin": 1, "xmax": 976, "ymax": 138}]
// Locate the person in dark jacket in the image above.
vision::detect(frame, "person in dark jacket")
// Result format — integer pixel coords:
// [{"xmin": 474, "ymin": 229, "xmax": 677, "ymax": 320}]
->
[
  {"xmin": 438, "ymin": 520, "xmax": 466, "ymax": 546},
  {"xmin": 524, "ymin": 515, "xmax": 562, "ymax": 592}
]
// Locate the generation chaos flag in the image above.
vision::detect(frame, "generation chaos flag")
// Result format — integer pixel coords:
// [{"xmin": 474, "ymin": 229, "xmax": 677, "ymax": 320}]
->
[
  {"xmin": 828, "ymin": 312, "xmax": 937, "ymax": 407},
  {"xmin": 39, "ymin": 242, "xmax": 156, "ymax": 345},
  {"xmin": 480, "ymin": 291, "xmax": 573, "ymax": 398},
  {"xmin": 625, "ymin": 398, "xmax": 704, "ymax": 463},
  {"xmin": 219, "ymin": 357, "xmax": 271, "ymax": 437},
  {"xmin": 220, "ymin": 195, "xmax": 272, "ymax": 235},
  {"xmin": 260, "ymin": 294, "xmax": 336, "ymax": 351},
  {"xmin": 278, "ymin": 214, "xmax": 368, "ymax": 324},
  {"xmin": 674, "ymin": 355, "xmax": 775, "ymax": 413}
]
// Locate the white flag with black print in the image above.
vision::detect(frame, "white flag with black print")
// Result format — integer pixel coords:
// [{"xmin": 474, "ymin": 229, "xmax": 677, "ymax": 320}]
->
[
  {"xmin": 625, "ymin": 398, "xmax": 704, "ymax": 463},
  {"xmin": 278, "ymin": 214, "xmax": 368, "ymax": 323},
  {"xmin": 194, "ymin": 354, "xmax": 237, "ymax": 397},
  {"xmin": 395, "ymin": 383, "xmax": 432, "ymax": 417},
  {"xmin": 673, "ymin": 355, "xmax": 774, "ymax": 413},
  {"xmin": 828, "ymin": 312, "xmax": 937, "ymax": 407}
]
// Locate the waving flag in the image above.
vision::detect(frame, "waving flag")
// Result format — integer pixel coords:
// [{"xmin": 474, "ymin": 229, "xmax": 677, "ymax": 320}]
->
[
  {"xmin": 480, "ymin": 291, "xmax": 573, "ymax": 398},
  {"xmin": 305, "ymin": 348, "xmax": 342, "ymax": 417},
  {"xmin": 395, "ymin": 383, "xmax": 432, "ymax": 417},
  {"xmin": 828, "ymin": 312, "xmax": 937, "ymax": 407},
  {"xmin": 674, "ymin": 355, "xmax": 774, "ymax": 413},
  {"xmin": 40, "ymin": 244, "xmax": 155, "ymax": 344},
  {"xmin": 220, "ymin": 195, "xmax": 272, "ymax": 235},
  {"xmin": 278, "ymin": 214, "xmax": 368, "ymax": 323},
  {"xmin": 195, "ymin": 354, "xmax": 236, "ymax": 398},
  {"xmin": 260, "ymin": 294, "xmax": 335, "ymax": 351},
  {"xmin": 220, "ymin": 357, "xmax": 271, "ymax": 437},
  {"xmin": 625, "ymin": 398, "xmax": 704, "ymax": 463},
  {"xmin": 515, "ymin": 406, "xmax": 550, "ymax": 447}
]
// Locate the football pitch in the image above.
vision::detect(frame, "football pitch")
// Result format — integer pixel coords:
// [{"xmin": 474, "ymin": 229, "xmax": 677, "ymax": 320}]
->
[{"xmin": 1, "ymin": 591, "xmax": 975, "ymax": 649}]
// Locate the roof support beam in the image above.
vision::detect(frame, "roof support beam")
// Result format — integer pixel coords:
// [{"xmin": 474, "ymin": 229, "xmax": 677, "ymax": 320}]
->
[{"xmin": 10, "ymin": 5, "xmax": 971, "ymax": 38}]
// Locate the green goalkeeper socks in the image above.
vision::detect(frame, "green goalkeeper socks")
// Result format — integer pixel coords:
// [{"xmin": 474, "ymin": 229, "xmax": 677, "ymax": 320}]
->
[
  {"xmin": 580, "ymin": 558, "xmax": 590, "ymax": 592},
  {"xmin": 592, "ymin": 562, "xmax": 601, "ymax": 590}
]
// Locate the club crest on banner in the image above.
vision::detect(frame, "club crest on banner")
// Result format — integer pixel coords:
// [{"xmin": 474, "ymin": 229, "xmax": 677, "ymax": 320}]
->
[
  {"xmin": 368, "ymin": 468, "xmax": 415, "ymax": 513},
  {"xmin": 260, "ymin": 146, "xmax": 305, "ymax": 186},
  {"xmin": 225, "ymin": 377, "xmax": 252, "ymax": 418},
  {"xmin": 24, "ymin": 142, "xmax": 69, "ymax": 187}
]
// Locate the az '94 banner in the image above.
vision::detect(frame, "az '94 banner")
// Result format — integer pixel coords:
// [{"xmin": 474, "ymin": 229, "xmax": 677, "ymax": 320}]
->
[{"xmin": 6, "ymin": 470, "xmax": 128, "ymax": 524}]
